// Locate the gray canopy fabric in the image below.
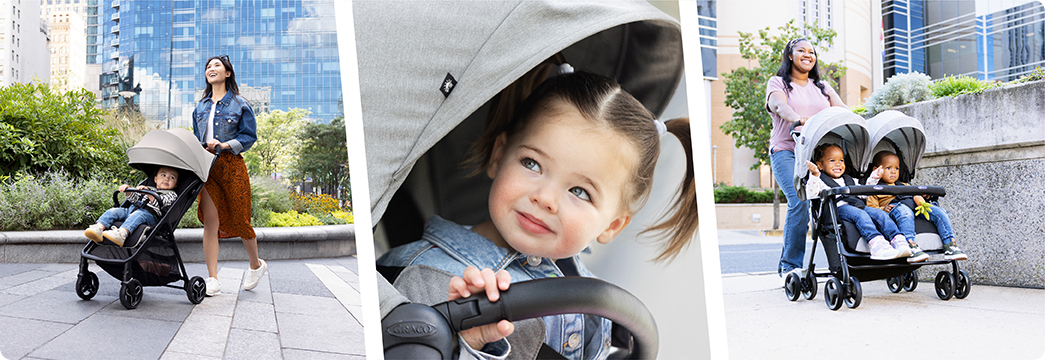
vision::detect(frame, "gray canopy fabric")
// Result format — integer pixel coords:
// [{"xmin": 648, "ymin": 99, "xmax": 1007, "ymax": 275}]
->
[
  {"xmin": 792, "ymin": 106, "xmax": 870, "ymax": 201},
  {"xmin": 864, "ymin": 110, "xmax": 926, "ymax": 178},
  {"xmin": 126, "ymin": 128, "xmax": 216, "ymax": 182},
  {"xmin": 355, "ymin": 0, "xmax": 684, "ymax": 222}
]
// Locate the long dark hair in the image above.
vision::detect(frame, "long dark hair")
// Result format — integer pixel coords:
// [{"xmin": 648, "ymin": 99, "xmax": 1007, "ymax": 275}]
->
[
  {"xmin": 201, "ymin": 55, "xmax": 240, "ymax": 101},
  {"xmin": 776, "ymin": 38, "xmax": 829, "ymax": 98}
]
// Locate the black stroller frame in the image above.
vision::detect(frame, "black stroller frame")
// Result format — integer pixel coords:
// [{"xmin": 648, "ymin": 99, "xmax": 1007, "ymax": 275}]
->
[
  {"xmin": 783, "ymin": 111, "xmax": 972, "ymax": 311},
  {"xmin": 75, "ymin": 128, "xmax": 216, "ymax": 309}
]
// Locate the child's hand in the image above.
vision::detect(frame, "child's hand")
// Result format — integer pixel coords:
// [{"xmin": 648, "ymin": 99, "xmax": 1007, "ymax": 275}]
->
[
  {"xmin": 884, "ymin": 204, "xmax": 895, "ymax": 212},
  {"xmin": 870, "ymin": 166, "xmax": 884, "ymax": 180},
  {"xmin": 449, "ymin": 266, "xmax": 514, "ymax": 350},
  {"xmin": 806, "ymin": 161, "xmax": 820, "ymax": 177},
  {"xmin": 914, "ymin": 195, "xmax": 926, "ymax": 206}
]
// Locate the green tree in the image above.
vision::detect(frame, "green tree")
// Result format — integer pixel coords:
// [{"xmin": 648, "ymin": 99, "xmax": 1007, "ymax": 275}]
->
[
  {"xmin": 244, "ymin": 108, "xmax": 309, "ymax": 177},
  {"xmin": 720, "ymin": 20, "xmax": 845, "ymax": 228},
  {"xmin": 295, "ymin": 117, "xmax": 349, "ymax": 203},
  {"xmin": 0, "ymin": 82, "xmax": 123, "ymax": 178}
]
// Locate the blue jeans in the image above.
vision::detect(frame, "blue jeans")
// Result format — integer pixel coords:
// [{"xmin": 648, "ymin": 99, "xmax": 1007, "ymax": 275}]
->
[
  {"xmin": 835, "ymin": 204, "xmax": 901, "ymax": 242},
  {"xmin": 96, "ymin": 206, "xmax": 157, "ymax": 233},
  {"xmin": 770, "ymin": 149, "xmax": 808, "ymax": 274},
  {"xmin": 889, "ymin": 203, "xmax": 955, "ymax": 245}
]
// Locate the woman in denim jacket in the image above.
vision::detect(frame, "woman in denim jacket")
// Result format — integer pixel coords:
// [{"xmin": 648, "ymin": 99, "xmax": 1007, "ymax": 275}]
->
[{"xmin": 192, "ymin": 55, "xmax": 267, "ymax": 297}]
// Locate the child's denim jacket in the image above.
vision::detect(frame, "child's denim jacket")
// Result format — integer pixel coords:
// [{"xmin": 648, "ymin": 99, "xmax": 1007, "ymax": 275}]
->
[
  {"xmin": 377, "ymin": 216, "xmax": 613, "ymax": 360},
  {"xmin": 192, "ymin": 91, "xmax": 257, "ymax": 155}
]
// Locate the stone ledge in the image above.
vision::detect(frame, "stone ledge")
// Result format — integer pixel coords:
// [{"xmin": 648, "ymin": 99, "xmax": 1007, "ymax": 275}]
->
[{"xmin": 0, "ymin": 225, "xmax": 355, "ymax": 263}]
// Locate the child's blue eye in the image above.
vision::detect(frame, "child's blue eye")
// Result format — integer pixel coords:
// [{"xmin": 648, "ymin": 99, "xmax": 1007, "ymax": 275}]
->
[
  {"xmin": 570, "ymin": 187, "xmax": 591, "ymax": 202},
  {"xmin": 522, "ymin": 158, "xmax": 540, "ymax": 172}
]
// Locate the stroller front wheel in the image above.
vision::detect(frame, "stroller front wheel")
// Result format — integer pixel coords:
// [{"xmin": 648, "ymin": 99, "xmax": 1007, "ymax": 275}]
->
[
  {"xmin": 934, "ymin": 271, "xmax": 955, "ymax": 300},
  {"xmin": 76, "ymin": 271, "xmax": 99, "ymax": 300},
  {"xmin": 844, "ymin": 276, "xmax": 862, "ymax": 309},
  {"xmin": 186, "ymin": 276, "xmax": 206, "ymax": 304},
  {"xmin": 954, "ymin": 270, "xmax": 971, "ymax": 299},
  {"xmin": 887, "ymin": 276, "xmax": 903, "ymax": 293},
  {"xmin": 784, "ymin": 272, "xmax": 801, "ymax": 301},
  {"xmin": 802, "ymin": 271, "xmax": 818, "ymax": 300},
  {"xmin": 902, "ymin": 270, "xmax": 919, "ymax": 292},
  {"xmin": 120, "ymin": 279, "xmax": 143, "ymax": 309},
  {"xmin": 824, "ymin": 277, "xmax": 843, "ymax": 311}
]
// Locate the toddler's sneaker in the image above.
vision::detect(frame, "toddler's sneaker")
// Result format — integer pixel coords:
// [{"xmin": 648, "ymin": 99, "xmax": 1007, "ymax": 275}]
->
[
  {"xmin": 868, "ymin": 236, "xmax": 902, "ymax": 260},
  {"xmin": 907, "ymin": 245, "xmax": 929, "ymax": 263},
  {"xmin": 205, "ymin": 277, "xmax": 221, "ymax": 296},
  {"xmin": 84, "ymin": 223, "xmax": 105, "ymax": 243},
  {"xmin": 243, "ymin": 259, "xmax": 268, "ymax": 291},
  {"xmin": 891, "ymin": 235, "xmax": 913, "ymax": 257},
  {"xmin": 943, "ymin": 241, "xmax": 968, "ymax": 260},
  {"xmin": 101, "ymin": 227, "xmax": 127, "ymax": 247}
]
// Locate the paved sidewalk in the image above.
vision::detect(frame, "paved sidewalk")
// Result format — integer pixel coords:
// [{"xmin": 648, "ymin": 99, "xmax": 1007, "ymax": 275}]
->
[
  {"xmin": 0, "ymin": 257, "xmax": 364, "ymax": 360},
  {"xmin": 718, "ymin": 230, "xmax": 1045, "ymax": 359}
]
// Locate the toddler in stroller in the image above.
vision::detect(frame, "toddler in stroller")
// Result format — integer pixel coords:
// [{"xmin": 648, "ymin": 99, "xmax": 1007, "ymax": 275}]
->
[
  {"xmin": 84, "ymin": 166, "xmax": 180, "ymax": 247},
  {"xmin": 804, "ymin": 143, "xmax": 910, "ymax": 260}
]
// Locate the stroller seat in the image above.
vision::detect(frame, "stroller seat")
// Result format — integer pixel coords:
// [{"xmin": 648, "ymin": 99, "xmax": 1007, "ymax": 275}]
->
[{"xmin": 840, "ymin": 214, "xmax": 944, "ymax": 254}]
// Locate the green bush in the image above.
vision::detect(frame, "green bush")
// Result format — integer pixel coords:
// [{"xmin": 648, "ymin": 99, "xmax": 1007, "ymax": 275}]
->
[
  {"xmin": 267, "ymin": 210, "xmax": 322, "ymax": 227},
  {"xmin": 929, "ymin": 75, "xmax": 1000, "ymax": 98},
  {"xmin": 0, "ymin": 171, "xmax": 114, "ymax": 231},
  {"xmin": 714, "ymin": 185, "xmax": 783, "ymax": 204},
  {"xmin": 252, "ymin": 176, "xmax": 293, "ymax": 214},
  {"xmin": 1008, "ymin": 66, "xmax": 1045, "ymax": 85},
  {"xmin": 862, "ymin": 72, "xmax": 934, "ymax": 117}
]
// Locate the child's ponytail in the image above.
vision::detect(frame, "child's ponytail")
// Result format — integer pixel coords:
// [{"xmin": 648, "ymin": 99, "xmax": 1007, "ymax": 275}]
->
[{"xmin": 642, "ymin": 118, "xmax": 698, "ymax": 263}]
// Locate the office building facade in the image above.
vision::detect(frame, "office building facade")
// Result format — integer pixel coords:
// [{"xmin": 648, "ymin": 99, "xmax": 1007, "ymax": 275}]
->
[{"xmin": 100, "ymin": 0, "xmax": 341, "ymax": 128}]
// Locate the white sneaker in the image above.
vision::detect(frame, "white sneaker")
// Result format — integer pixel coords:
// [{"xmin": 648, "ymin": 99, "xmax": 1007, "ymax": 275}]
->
[
  {"xmin": 891, "ymin": 235, "xmax": 913, "ymax": 257},
  {"xmin": 84, "ymin": 223, "xmax": 105, "ymax": 243},
  {"xmin": 205, "ymin": 277, "xmax": 221, "ymax": 296},
  {"xmin": 243, "ymin": 259, "xmax": 268, "ymax": 291},
  {"xmin": 869, "ymin": 237, "xmax": 902, "ymax": 260},
  {"xmin": 101, "ymin": 227, "xmax": 127, "ymax": 247}
]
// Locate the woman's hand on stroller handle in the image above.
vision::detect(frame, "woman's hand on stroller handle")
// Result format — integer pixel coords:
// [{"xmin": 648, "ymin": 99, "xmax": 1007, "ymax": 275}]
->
[{"xmin": 449, "ymin": 266, "xmax": 514, "ymax": 350}]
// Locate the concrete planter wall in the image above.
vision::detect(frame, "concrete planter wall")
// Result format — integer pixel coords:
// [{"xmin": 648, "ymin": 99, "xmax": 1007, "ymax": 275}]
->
[
  {"xmin": 716, "ymin": 203, "xmax": 787, "ymax": 230},
  {"xmin": 895, "ymin": 80, "xmax": 1045, "ymax": 288}
]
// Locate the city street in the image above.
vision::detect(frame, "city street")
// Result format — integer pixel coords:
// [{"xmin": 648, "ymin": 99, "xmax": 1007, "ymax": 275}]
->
[
  {"xmin": 718, "ymin": 230, "xmax": 1045, "ymax": 359},
  {"xmin": 0, "ymin": 257, "xmax": 364, "ymax": 360}
]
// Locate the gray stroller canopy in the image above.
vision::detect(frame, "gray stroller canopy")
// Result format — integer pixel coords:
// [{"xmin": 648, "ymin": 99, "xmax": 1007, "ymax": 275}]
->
[
  {"xmin": 126, "ymin": 128, "xmax": 216, "ymax": 182},
  {"xmin": 793, "ymin": 107, "xmax": 870, "ymax": 201},
  {"xmin": 864, "ymin": 110, "xmax": 926, "ymax": 179},
  {"xmin": 355, "ymin": 0, "xmax": 684, "ymax": 222}
]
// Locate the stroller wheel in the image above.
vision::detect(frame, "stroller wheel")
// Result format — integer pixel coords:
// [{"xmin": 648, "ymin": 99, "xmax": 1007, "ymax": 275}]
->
[
  {"xmin": 784, "ymin": 272, "xmax": 800, "ymax": 301},
  {"xmin": 934, "ymin": 271, "xmax": 955, "ymax": 300},
  {"xmin": 844, "ymin": 276, "xmax": 862, "ymax": 309},
  {"xmin": 75, "ymin": 271, "xmax": 99, "ymax": 300},
  {"xmin": 186, "ymin": 276, "xmax": 206, "ymax": 304},
  {"xmin": 954, "ymin": 270, "xmax": 971, "ymax": 299},
  {"xmin": 120, "ymin": 279, "xmax": 143, "ymax": 309},
  {"xmin": 902, "ymin": 270, "xmax": 919, "ymax": 292},
  {"xmin": 801, "ymin": 271, "xmax": 817, "ymax": 300},
  {"xmin": 824, "ymin": 277, "xmax": 843, "ymax": 311},
  {"xmin": 887, "ymin": 276, "xmax": 902, "ymax": 293}
]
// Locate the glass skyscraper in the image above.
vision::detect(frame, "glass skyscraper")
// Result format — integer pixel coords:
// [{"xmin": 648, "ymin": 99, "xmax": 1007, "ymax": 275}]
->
[
  {"xmin": 100, "ymin": 0, "xmax": 341, "ymax": 128},
  {"xmin": 884, "ymin": 0, "xmax": 1045, "ymax": 81}
]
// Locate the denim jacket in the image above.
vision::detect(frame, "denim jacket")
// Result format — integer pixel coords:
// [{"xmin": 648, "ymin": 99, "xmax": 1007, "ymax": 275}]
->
[
  {"xmin": 192, "ymin": 91, "xmax": 257, "ymax": 155},
  {"xmin": 377, "ymin": 216, "xmax": 613, "ymax": 360}
]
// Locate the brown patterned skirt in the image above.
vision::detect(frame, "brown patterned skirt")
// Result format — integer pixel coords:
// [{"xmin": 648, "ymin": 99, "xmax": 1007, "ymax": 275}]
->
[{"xmin": 198, "ymin": 152, "xmax": 256, "ymax": 240}]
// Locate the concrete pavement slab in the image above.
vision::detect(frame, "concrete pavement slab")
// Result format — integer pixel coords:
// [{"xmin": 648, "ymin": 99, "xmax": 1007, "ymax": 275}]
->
[
  {"xmin": 1, "ymin": 268, "xmax": 80, "ymax": 296},
  {"xmin": 224, "ymin": 328, "xmax": 282, "ymax": 360},
  {"xmin": 231, "ymin": 300, "xmax": 278, "ymax": 333},
  {"xmin": 282, "ymin": 348, "xmax": 365, "ymax": 360},
  {"xmin": 97, "ymin": 291, "xmax": 196, "ymax": 322},
  {"xmin": 166, "ymin": 313, "xmax": 234, "ymax": 357},
  {"xmin": 0, "ymin": 315, "xmax": 73, "ymax": 359},
  {"xmin": 276, "ymin": 310, "xmax": 364, "ymax": 356},
  {"xmin": 29, "ymin": 314, "xmax": 181, "ymax": 360},
  {"xmin": 723, "ymin": 272, "xmax": 1045, "ymax": 359},
  {"xmin": 0, "ymin": 263, "xmax": 47, "ymax": 278},
  {"xmin": 159, "ymin": 351, "xmax": 221, "ymax": 360},
  {"xmin": 237, "ymin": 272, "xmax": 273, "ymax": 305},
  {"xmin": 0, "ymin": 269, "xmax": 61, "ymax": 290},
  {"xmin": 0, "ymin": 288, "xmax": 114, "ymax": 324},
  {"xmin": 268, "ymin": 261, "xmax": 334, "ymax": 298},
  {"xmin": 0, "ymin": 293, "xmax": 24, "ymax": 307},
  {"xmin": 272, "ymin": 292, "xmax": 348, "ymax": 317}
]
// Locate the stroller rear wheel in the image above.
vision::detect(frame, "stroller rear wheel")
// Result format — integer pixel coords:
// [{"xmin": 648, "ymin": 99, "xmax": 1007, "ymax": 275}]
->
[
  {"xmin": 844, "ymin": 276, "xmax": 862, "ymax": 309},
  {"xmin": 784, "ymin": 272, "xmax": 801, "ymax": 301},
  {"xmin": 120, "ymin": 279, "xmax": 143, "ymax": 309},
  {"xmin": 824, "ymin": 277, "xmax": 843, "ymax": 311},
  {"xmin": 934, "ymin": 271, "xmax": 955, "ymax": 300},
  {"xmin": 186, "ymin": 276, "xmax": 206, "ymax": 304},
  {"xmin": 887, "ymin": 276, "xmax": 903, "ymax": 293},
  {"xmin": 954, "ymin": 270, "xmax": 971, "ymax": 299},
  {"xmin": 902, "ymin": 270, "xmax": 918, "ymax": 292},
  {"xmin": 75, "ymin": 271, "xmax": 99, "ymax": 300},
  {"xmin": 802, "ymin": 271, "xmax": 817, "ymax": 300}
]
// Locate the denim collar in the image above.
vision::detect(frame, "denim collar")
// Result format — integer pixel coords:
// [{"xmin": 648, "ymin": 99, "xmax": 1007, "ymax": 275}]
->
[
  {"xmin": 202, "ymin": 90, "xmax": 235, "ymax": 106},
  {"xmin": 421, "ymin": 216, "xmax": 522, "ymax": 272}
]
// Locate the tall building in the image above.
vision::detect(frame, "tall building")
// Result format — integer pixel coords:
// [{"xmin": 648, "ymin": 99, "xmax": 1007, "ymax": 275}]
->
[
  {"xmin": 46, "ymin": 10, "xmax": 85, "ymax": 92},
  {"xmin": 100, "ymin": 0, "xmax": 342, "ymax": 129},
  {"xmin": 41, "ymin": 0, "xmax": 101, "ymax": 96},
  {"xmin": 710, "ymin": 0, "xmax": 882, "ymax": 187},
  {"xmin": 883, "ymin": 0, "xmax": 1045, "ymax": 81},
  {"xmin": 1, "ymin": 0, "xmax": 49, "ymax": 86}
]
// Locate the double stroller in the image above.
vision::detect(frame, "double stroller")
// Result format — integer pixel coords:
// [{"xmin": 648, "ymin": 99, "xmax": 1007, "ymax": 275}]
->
[
  {"xmin": 784, "ymin": 108, "xmax": 971, "ymax": 311},
  {"xmin": 75, "ymin": 128, "xmax": 213, "ymax": 309}
]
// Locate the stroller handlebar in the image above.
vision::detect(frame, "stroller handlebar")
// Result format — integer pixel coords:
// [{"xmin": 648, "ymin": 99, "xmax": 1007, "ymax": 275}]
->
[{"xmin": 819, "ymin": 184, "xmax": 946, "ymax": 199}]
